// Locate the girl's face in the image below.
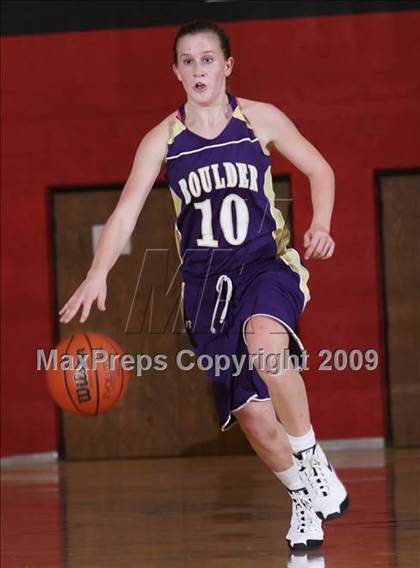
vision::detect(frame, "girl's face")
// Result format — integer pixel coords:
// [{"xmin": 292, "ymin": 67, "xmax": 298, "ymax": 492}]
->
[{"xmin": 173, "ymin": 32, "xmax": 234, "ymax": 103}]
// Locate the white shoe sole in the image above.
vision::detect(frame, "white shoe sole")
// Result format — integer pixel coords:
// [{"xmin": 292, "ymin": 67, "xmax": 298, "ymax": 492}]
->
[
  {"xmin": 316, "ymin": 494, "xmax": 350, "ymax": 521},
  {"xmin": 287, "ymin": 538, "xmax": 324, "ymax": 551}
]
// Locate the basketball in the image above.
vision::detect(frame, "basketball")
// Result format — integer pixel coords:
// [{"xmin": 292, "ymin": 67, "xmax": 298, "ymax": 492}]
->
[{"xmin": 46, "ymin": 332, "xmax": 130, "ymax": 415}]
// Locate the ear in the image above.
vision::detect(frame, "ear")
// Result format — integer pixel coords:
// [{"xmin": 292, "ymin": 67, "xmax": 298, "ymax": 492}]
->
[
  {"xmin": 225, "ymin": 56, "xmax": 234, "ymax": 78},
  {"xmin": 172, "ymin": 63, "xmax": 182, "ymax": 82}
]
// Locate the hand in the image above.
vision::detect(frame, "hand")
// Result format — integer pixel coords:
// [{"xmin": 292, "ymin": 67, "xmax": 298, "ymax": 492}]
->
[
  {"xmin": 59, "ymin": 269, "xmax": 107, "ymax": 324},
  {"xmin": 303, "ymin": 225, "xmax": 335, "ymax": 260}
]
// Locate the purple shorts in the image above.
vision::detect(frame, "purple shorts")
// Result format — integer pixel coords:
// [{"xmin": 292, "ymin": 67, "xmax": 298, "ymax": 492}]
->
[{"xmin": 182, "ymin": 256, "xmax": 309, "ymax": 431}]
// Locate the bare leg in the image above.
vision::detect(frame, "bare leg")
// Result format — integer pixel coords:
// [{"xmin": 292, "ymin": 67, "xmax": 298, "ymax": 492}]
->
[
  {"xmin": 233, "ymin": 400, "xmax": 294, "ymax": 471},
  {"xmin": 244, "ymin": 315, "xmax": 311, "ymax": 437},
  {"xmin": 234, "ymin": 401, "xmax": 324, "ymax": 549},
  {"xmin": 236, "ymin": 321, "xmax": 348, "ymax": 531}
]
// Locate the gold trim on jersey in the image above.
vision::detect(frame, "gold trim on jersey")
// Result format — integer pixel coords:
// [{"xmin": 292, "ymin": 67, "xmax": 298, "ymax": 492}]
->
[
  {"xmin": 169, "ymin": 186, "xmax": 182, "ymax": 260},
  {"xmin": 233, "ymin": 105, "xmax": 244, "ymax": 120},
  {"xmin": 263, "ymin": 165, "xmax": 291, "ymax": 256},
  {"xmin": 280, "ymin": 249, "xmax": 311, "ymax": 310},
  {"xmin": 168, "ymin": 116, "xmax": 186, "ymax": 145},
  {"xmin": 262, "ymin": 165, "xmax": 311, "ymax": 309},
  {"xmin": 232, "ymin": 104, "xmax": 253, "ymax": 129}
]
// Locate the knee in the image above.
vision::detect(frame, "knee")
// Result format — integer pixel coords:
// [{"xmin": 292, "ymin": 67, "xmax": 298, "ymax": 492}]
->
[
  {"xmin": 244, "ymin": 315, "xmax": 289, "ymax": 354},
  {"xmin": 235, "ymin": 404, "xmax": 279, "ymax": 443}
]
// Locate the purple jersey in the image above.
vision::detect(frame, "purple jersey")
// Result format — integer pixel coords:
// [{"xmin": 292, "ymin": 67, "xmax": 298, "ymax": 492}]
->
[
  {"xmin": 165, "ymin": 92, "xmax": 311, "ymax": 431},
  {"xmin": 165, "ymin": 92, "xmax": 309, "ymax": 305}
]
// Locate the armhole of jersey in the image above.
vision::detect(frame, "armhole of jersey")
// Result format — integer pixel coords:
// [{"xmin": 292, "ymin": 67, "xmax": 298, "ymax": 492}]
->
[
  {"xmin": 235, "ymin": 98, "xmax": 252, "ymax": 130},
  {"xmin": 165, "ymin": 112, "xmax": 180, "ymax": 161},
  {"xmin": 164, "ymin": 120, "xmax": 171, "ymax": 163},
  {"xmin": 237, "ymin": 100, "xmax": 271, "ymax": 159},
  {"xmin": 238, "ymin": 103, "xmax": 255, "ymax": 130}
]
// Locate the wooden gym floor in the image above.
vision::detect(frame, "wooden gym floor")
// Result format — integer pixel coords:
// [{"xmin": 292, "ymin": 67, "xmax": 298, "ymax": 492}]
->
[{"xmin": 2, "ymin": 448, "xmax": 419, "ymax": 567}]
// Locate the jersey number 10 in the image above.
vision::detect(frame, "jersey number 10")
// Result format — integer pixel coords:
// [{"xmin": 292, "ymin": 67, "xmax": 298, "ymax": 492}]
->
[{"xmin": 194, "ymin": 195, "xmax": 249, "ymax": 247}]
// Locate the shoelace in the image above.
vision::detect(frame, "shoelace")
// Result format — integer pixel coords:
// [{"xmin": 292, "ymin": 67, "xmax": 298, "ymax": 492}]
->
[
  {"xmin": 210, "ymin": 275, "xmax": 233, "ymax": 334},
  {"xmin": 289, "ymin": 489, "xmax": 318, "ymax": 532},
  {"xmin": 297, "ymin": 449, "xmax": 331, "ymax": 498}
]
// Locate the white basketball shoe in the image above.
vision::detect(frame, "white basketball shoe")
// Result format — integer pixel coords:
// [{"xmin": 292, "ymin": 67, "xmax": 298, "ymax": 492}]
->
[
  {"xmin": 294, "ymin": 444, "xmax": 349, "ymax": 521},
  {"xmin": 286, "ymin": 487, "xmax": 324, "ymax": 551}
]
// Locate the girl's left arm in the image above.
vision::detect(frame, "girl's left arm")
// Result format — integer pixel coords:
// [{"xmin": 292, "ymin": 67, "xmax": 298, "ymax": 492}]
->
[{"xmin": 260, "ymin": 103, "xmax": 335, "ymax": 260}]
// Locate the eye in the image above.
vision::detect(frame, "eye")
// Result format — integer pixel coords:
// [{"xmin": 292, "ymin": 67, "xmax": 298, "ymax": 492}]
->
[
  {"xmin": 182, "ymin": 58, "xmax": 192, "ymax": 65},
  {"xmin": 203, "ymin": 56, "xmax": 213, "ymax": 63}
]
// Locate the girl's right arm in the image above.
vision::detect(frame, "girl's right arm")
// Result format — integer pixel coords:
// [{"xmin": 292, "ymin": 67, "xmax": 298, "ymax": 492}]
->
[{"xmin": 59, "ymin": 116, "xmax": 172, "ymax": 324}]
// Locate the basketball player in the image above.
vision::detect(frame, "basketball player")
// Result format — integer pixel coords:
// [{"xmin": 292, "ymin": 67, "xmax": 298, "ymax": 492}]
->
[{"xmin": 60, "ymin": 20, "xmax": 349, "ymax": 551}]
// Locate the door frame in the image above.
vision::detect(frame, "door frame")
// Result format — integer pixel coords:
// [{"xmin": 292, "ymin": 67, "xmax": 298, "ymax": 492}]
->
[
  {"xmin": 47, "ymin": 182, "xmax": 168, "ymax": 458},
  {"xmin": 374, "ymin": 167, "xmax": 420, "ymax": 447}
]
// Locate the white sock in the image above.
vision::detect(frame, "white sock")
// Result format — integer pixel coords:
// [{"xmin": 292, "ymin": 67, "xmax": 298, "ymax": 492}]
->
[
  {"xmin": 273, "ymin": 463, "xmax": 304, "ymax": 490},
  {"xmin": 287, "ymin": 425, "xmax": 317, "ymax": 455}
]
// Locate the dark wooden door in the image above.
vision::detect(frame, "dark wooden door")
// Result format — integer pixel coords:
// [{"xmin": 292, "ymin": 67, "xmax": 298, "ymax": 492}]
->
[{"xmin": 379, "ymin": 173, "xmax": 420, "ymax": 447}]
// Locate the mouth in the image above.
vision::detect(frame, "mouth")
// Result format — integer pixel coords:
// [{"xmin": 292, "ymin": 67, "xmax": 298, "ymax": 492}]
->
[{"xmin": 193, "ymin": 82, "xmax": 207, "ymax": 92}]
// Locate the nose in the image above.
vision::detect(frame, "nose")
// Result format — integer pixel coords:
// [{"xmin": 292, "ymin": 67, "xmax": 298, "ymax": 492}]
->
[{"xmin": 192, "ymin": 61, "xmax": 205, "ymax": 76}]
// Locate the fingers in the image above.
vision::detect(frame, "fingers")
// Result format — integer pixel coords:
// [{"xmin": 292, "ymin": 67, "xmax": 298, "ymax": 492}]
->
[
  {"xmin": 59, "ymin": 286, "xmax": 107, "ymax": 324},
  {"xmin": 321, "ymin": 240, "xmax": 335, "ymax": 259},
  {"xmin": 59, "ymin": 296, "xmax": 83, "ymax": 323},
  {"xmin": 59, "ymin": 284, "xmax": 82, "ymax": 316},
  {"xmin": 304, "ymin": 232, "xmax": 335, "ymax": 260},
  {"xmin": 59, "ymin": 296, "xmax": 96, "ymax": 324},
  {"xmin": 59, "ymin": 297, "xmax": 78, "ymax": 315},
  {"xmin": 97, "ymin": 289, "xmax": 107, "ymax": 311},
  {"xmin": 304, "ymin": 235, "xmax": 319, "ymax": 260},
  {"xmin": 80, "ymin": 299, "xmax": 94, "ymax": 323},
  {"xmin": 312, "ymin": 236, "xmax": 329, "ymax": 258}
]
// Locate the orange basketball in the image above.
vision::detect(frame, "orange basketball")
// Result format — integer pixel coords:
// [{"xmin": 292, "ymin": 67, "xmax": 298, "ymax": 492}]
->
[{"xmin": 46, "ymin": 333, "xmax": 131, "ymax": 415}]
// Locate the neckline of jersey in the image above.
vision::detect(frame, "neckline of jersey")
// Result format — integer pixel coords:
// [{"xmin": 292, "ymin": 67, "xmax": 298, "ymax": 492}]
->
[{"xmin": 178, "ymin": 91, "xmax": 237, "ymax": 143}]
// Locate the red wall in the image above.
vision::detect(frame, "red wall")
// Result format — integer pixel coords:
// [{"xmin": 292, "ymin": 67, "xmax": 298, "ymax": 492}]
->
[{"xmin": 2, "ymin": 12, "xmax": 420, "ymax": 456}]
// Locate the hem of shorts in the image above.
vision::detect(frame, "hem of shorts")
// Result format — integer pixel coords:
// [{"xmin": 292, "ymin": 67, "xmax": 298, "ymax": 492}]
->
[
  {"xmin": 241, "ymin": 312, "xmax": 305, "ymax": 354},
  {"xmin": 220, "ymin": 395, "xmax": 272, "ymax": 432}
]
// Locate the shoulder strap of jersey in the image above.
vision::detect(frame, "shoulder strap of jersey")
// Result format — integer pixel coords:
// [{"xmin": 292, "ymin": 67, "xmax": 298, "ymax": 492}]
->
[
  {"xmin": 168, "ymin": 110, "xmax": 186, "ymax": 146},
  {"xmin": 177, "ymin": 104, "xmax": 185, "ymax": 123},
  {"xmin": 231, "ymin": 95, "xmax": 254, "ymax": 131}
]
